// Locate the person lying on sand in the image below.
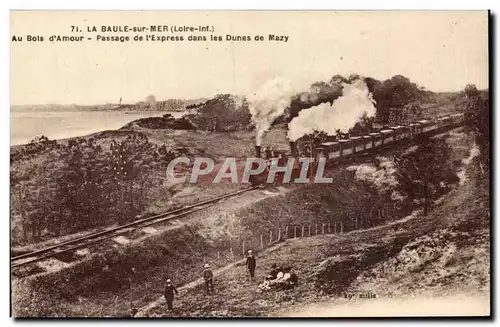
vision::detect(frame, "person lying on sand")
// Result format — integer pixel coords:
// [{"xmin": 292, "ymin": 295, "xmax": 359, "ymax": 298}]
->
[{"xmin": 257, "ymin": 276, "xmax": 273, "ymax": 293}]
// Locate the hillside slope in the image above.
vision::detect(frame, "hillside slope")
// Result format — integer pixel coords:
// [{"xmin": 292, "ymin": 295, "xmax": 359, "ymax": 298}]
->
[{"xmin": 143, "ymin": 161, "xmax": 490, "ymax": 317}]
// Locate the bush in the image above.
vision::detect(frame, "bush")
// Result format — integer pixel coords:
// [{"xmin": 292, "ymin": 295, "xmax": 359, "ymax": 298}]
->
[
  {"xmin": 10, "ymin": 134, "xmax": 177, "ymax": 244},
  {"xmin": 10, "ymin": 135, "xmax": 59, "ymax": 163},
  {"xmin": 394, "ymin": 136, "xmax": 460, "ymax": 216},
  {"xmin": 135, "ymin": 116, "xmax": 195, "ymax": 130},
  {"xmin": 459, "ymin": 84, "xmax": 489, "ymax": 164},
  {"xmin": 184, "ymin": 94, "xmax": 251, "ymax": 132}
]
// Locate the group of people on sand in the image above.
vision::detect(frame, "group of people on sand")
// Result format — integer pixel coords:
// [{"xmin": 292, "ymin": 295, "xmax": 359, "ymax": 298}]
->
[
  {"xmin": 244, "ymin": 250, "xmax": 300, "ymax": 292},
  {"xmin": 257, "ymin": 263, "xmax": 299, "ymax": 292},
  {"xmin": 159, "ymin": 249, "xmax": 298, "ymax": 312}
]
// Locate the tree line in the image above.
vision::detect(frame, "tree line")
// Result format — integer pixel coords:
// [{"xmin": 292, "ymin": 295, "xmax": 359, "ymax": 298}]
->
[{"xmin": 183, "ymin": 74, "xmax": 434, "ymax": 133}]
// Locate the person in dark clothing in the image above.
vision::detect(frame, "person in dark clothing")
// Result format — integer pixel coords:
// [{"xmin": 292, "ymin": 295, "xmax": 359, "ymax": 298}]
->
[
  {"xmin": 246, "ymin": 250, "xmax": 257, "ymax": 279},
  {"xmin": 130, "ymin": 307, "xmax": 138, "ymax": 317},
  {"xmin": 269, "ymin": 264, "xmax": 278, "ymax": 279},
  {"xmin": 289, "ymin": 270, "xmax": 298, "ymax": 286},
  {"xmin": 164, "ymin": 279, "xmax": 179, "ymax": 310},
  {"xmin": 283, "ymin": 268, "xmax": 299, "ymax": 290},
  {"xmin": 203, "ymin": 264, "xmax": 214, "ymax": 295}
]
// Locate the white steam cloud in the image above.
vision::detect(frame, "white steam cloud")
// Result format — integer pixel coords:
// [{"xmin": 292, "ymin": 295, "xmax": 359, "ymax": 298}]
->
[
  {"xmin": 287, "ymin": 79, "xmax": 376, "ymax": 141},
  {"xmin": 248, "ymin": 78, "xmax": 296, "ymax": 145}
]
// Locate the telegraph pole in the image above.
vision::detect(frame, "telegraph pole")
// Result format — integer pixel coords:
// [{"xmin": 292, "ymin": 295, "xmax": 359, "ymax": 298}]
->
[{"xmin": 111, "ymin": 140, "xmax": 129, "ymax": 218}]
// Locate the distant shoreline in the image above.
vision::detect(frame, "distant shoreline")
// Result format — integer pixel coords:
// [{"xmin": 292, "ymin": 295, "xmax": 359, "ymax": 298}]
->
[
  {"xmin": 11, "ymin": 97, "xmax": 207, "ymax": 113},
  {"xmin": 10, "ymin": 110, "xmax": 185, "ymax": 147},
  {"xmin": 10, "ymin": 106, "xmax": 187, "ymax": 113}
]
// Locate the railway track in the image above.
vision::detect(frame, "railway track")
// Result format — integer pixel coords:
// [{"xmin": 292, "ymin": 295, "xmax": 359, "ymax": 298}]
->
[{"xmin": 11, "ymin": 186, "xmax": 260, "ymax": 269}]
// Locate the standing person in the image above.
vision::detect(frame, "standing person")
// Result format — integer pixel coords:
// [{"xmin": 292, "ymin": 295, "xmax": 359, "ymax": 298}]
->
[
  {"xmin": 203, "ymin": 264, "xmax": 214, "ymax": 295},
  {"xmin": 164, "ymin": 279, "xmax": 179, "ymax": 311},
  {"xmin": 246, "ymin": 250, "xmax": 257, "ymax": 280}
]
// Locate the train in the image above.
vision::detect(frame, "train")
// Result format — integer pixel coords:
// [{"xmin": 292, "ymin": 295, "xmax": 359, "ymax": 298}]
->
[{"xmin": 249, "ymin": 113, "xmax": 465, "ymax": 186}]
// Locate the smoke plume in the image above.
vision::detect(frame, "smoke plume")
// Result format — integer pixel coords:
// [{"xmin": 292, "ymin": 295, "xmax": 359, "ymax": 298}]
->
[
  {"xmin": 287, "ymin": 79, "xmax": 376, "ymax": 141},
  {"xmin": 248, "ymin": 78, "xmax": 295, "ymax": 145},
  {"xmin": 287, "ymin": 81, "xmax": 344, "ymax": 121}
]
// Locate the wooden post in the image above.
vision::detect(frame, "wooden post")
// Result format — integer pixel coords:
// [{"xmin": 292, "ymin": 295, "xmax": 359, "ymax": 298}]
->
[
  {"xmin": 217, "ymin": 252, "xmax": 220, "ymax": 261},
  {"xmin": 285, "ymin": 226, "xmax": 289, "ymax": 239},
  {"xmin": 230, "ymin": 247, "xmax": 234, "ymax": 259},
  {"xmin": 315, "ymin": 224, "xmax": 318, "ymax": 235},
  {"xmin": 242, "ymin": 241, "xmax": 245, "ymax": 257},
  {"xmin": 322, "ymin": 223, "xmax": 325, "ymax": 234},
  {"xmin": 341, "ymin": 222, "xmax": 344, "ymax": 233},
  {"xmin": 308, "ymin": 225, "xmax": 311, "ymax": 237},
  {"xmin": 260, "ymin": 234, "xmax": 264, "ymax": 249},
  {"xmin": 328, "ymin": 222, "xmax": 331, "ymax": 233},
  {"xmin": 278, "ymin": 227, "xmax": 282, "ymax": 241},
  {"xmin": 334, "ymin": 222, "xmax": 337, "ymax": 234},
  {"xmin": 294, "ymin": 226, "xmax": 297, "ymax": 238},
  {"xmin": 301, "ymin": 225, "xmax": 305, "ymax": 237},
  {"xmin": 269, "ymin": 230, "xmax": 272, "ymax": 244}
]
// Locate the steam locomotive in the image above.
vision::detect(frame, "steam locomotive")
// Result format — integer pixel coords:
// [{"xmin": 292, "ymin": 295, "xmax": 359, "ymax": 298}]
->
[{"xmin": 249, "ymin": 113, "xmax": 464, "ymax": 186}]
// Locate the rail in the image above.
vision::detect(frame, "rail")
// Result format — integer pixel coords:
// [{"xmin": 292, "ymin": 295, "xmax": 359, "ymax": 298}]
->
[{"xmin": 11, "ymin": 186, "xmax": 260, "ymax": 268}]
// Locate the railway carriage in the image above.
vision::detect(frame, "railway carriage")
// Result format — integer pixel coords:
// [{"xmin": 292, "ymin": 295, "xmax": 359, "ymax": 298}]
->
[
  {"xmin": 417, "ymin": 120, "xmax": 434, "ymax": 133},
  {"xmin": 349, "ymin": 136, "xmax": 362, "ymax": 153},
  {"xmin": 451, "ymin": 113, "xmax": 464, "ymax": 125},
  {"xmin": 338, "ymin": 139, "xmax": 352, "ymax": 157},
  {"xmin": 390, "ymin": 126, "xmax": 406, "ymax": 141},
  {"xmin": 369, "ymin": 132, "xmax": 381, "ymax": 148},
  {"xmin": 408, "ymin": 122, "xmax": 422, "ymax": 135},
  {"xmin": 380, "ymin": 129, "xmax": 394, "ymax": 146},
  {"xmin": 363, "ymin": 135, "xmax": 372, "ymax": 150},
  {"xmin": 398, "ymin": 125, "xmax": 411, "ymax": 140},
  {"xmin": 321, "ymin": 141, "xmax": 337, "ymax": 159},
  {"xmin": 436, "ymin": 116, "xmax": 452, "ymax": 133}
]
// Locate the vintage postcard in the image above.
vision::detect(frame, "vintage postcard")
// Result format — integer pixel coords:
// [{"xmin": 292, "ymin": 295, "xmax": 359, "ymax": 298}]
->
[{"xmin": 10, "ymin": 10, "xmax": 490, "ymax": 318}]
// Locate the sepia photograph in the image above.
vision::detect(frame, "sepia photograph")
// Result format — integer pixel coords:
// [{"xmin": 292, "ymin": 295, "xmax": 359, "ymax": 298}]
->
[{"xmin": 9, "ymin": 10, "xmax": 490, "ymax": 318}]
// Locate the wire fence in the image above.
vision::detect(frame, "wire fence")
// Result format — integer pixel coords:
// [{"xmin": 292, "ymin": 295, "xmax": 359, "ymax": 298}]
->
[{"xmin": 202, "ymin": 220, "xmax": 345, "ymax": 264}]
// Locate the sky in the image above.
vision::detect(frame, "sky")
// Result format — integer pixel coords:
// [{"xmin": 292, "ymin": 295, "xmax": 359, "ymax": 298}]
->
[{"xmin": 10, "ymin": 10, "xmax": 489, "ymax": 106}]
